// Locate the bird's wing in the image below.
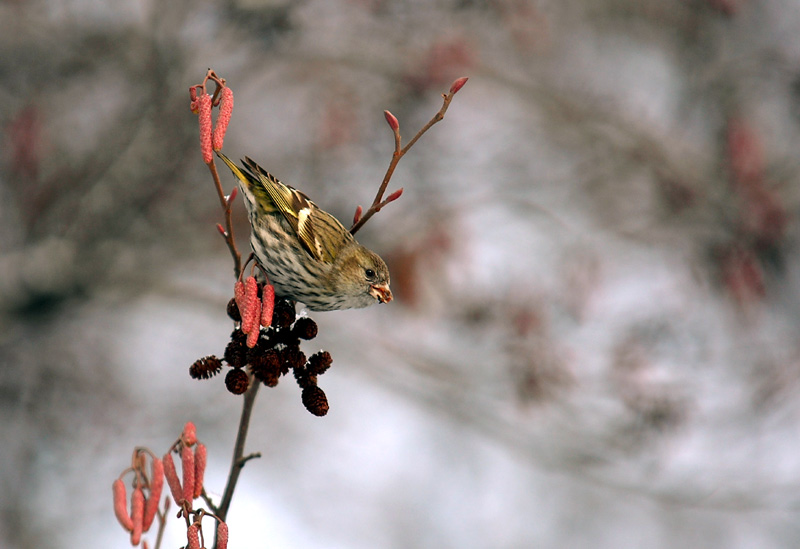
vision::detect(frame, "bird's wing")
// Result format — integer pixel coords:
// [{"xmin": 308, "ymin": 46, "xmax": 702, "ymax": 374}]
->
[{"xmin": 241, "ymin": 156, "xmax": 352, "ymax": 264}]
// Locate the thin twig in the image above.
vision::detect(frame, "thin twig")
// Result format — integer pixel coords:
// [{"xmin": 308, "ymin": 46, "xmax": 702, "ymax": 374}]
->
[
  {"xmin": 152, "ymin": 498, "xmax": 170, "ymax": 549},
  {"xmin": 239, "ymin": 451, "xmax": 263, "ymax": 466},
  {"xmin": 207, "ymin": 160, "xmax": 242, "ymax": 278},
  {"xmin": 350, "ymin": 78, "xmax": 467, "ymax": 235},
  {"xmin": 200, "ymin": 489, "xmax": 216, "ymax": 514},
  {"xmin": 213, "ymin": 378, "xmax": 262, "ymax": 549}
]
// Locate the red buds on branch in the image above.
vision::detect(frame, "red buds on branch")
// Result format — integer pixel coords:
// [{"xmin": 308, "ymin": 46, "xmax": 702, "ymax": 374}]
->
[
  {"xmin": 450, "ymin": 76, "xmax": 468, "ymax": 94},
  {"xmin": 385, "ymin": 187, "xmax": 403, "ymax": 203},
  {"xmin": 384, "ymin": 110, "xmax": 399, "ymax": 131},
  {"xmin": 350, "ymin": 76, "xmax": 468, "ymax": 235}
]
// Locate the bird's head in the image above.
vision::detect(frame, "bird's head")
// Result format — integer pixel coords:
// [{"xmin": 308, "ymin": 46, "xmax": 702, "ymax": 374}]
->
[{"xmin": 330, "ymin": 243, "xmax": 392, "ymax": 309}]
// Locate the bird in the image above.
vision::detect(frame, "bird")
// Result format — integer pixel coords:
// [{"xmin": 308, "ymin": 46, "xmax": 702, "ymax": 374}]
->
[{"xmin": 217, "ymin": 152, "xmax": 392, "ymax": 311}]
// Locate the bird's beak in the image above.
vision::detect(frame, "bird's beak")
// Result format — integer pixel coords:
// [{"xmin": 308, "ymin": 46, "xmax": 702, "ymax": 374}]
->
[{"xmin": 369, "ymin": 284, "xmax": 393, "ymax": 304}]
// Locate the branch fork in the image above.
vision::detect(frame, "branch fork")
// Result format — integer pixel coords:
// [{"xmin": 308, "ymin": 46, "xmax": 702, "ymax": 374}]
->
[{"xmin": 350, "ymin": 76, "xmax": 468, "ymax": 234}]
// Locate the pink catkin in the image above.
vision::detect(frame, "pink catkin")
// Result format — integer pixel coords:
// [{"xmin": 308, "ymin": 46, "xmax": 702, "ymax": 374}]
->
[
  {"xmin": 246, "ymin": 325, "xmax": 259, "ymax": 348},
  {"xmin": 197, "ymin": 93, "xmax": 213, "ymax": 164},
  {"xmin": 241, "ymin": 276, "xmax": 260, "ymax": 335},
  {"xmin": 234, "ymin": 280, "xmax": 245, "ymax": 311},
  {"xmin": 213, "ymin": 87, "xmax": 234, "ymax": 151},
  {"xmin": 193, "ymin": 443, "xmax": 207, "ymax": 499},
  {"xmin": 353, "ymin": 205, "xmax": 363, "ymax": 225},
  {"xmin": 260, "ymin": 285, "xmax": 275, "ymax": 328},
  {"xmin": 217, "ymin": 521, "xmax": 229, "ymax": 549},
  {"xmin": 163, "ymin": 452, "xmax": 183, "ymax": 505},
  {"xmin": 182, "ymin": 422, "xmax": 197, "ymax": 446},
  {"xmin": 142, "ymin": 458, "xmax": 164, "ymax": 531},
  {"xmin": 181, "ymin": 445, "xmax": 195, "ymax": 504},
  {"xmin": 130, "ymin": 485, "xmax": 144, "ymax": 545},
  {"xmin": 187, "ymin": 524, "xmax": 201, "ymax": 549},
  {"xmin": 112, "ymin": 479, "xmax": 134, "ymax": 532}
]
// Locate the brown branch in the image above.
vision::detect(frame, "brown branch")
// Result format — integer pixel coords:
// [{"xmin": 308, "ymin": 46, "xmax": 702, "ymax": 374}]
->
[
  {"xmin": 190, "ymin": 71, "xmax": 261, "ymax": 549},
  {"xmin": 239, "ymin": 451, "xmax": 263, "ymax": 466},
  {"xmin": 208, "ymin": 160, "xmax": 242, "ymax": 279},
  {"xmin": 152, "ymin": 497, "xmax": 170, "ymax": 549},
  {"xmin": 213, "ymin": 378, "xmax": 261, "ymax": 549},
  {"xmin": 349, "ymin": 76, "xmax": 468, "ymax": 235},
  {"xmin": 200, "ymin": 488, "xmax": 216, "ymax": 515}
]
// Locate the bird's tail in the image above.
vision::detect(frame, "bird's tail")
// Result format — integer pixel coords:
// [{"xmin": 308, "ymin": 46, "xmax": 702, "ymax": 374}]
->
[
  {"xmin": 216, "ymin": 150, "xmax": 277, "ymax": 216},
  {"xmin": 216, "ymin": 151, "xmax": 249, "ymax": 186}
]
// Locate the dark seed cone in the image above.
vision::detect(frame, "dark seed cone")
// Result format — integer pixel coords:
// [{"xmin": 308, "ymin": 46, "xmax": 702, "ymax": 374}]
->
[
  {"xmin": 224, "ymin": 332, "xmax": 248, "ymax": 368},
  {"xmin": 222, "ymin": 294, "xmax": 333, "ymax": 410},
  {"xmin": 283, "ymin": 347, "xmax": 306, "ymax": 370},
  {"xmin": 307, "ymin": 351, "xmax": 332, "ymax": 375},
  {"xmin": 254, "ymin": 367, "xmax": 280, "ymax": 387},
  {"xmin": 273, "ymin": 327, "xmax": 299, "ymax": 348},
  {"xmin": 190, "ymin": 355, "xmax": 223, "ymax": 379},
  {"xmin": 292, "ymin": 317, "xmax": 318, "ymax": 340},
  {"xmin": 250, "ymin": 349, "xmax": 282, "ymax": 387},
  {"xmin": 293, "ymin": 365, "xmax": 310, "ymax": 388},
  {"xmin": 226, "ymin": 297, "xmax": 241, "ymax": 322},
  {"xmin": 302, "ymin": 385, "xmax": 329, "ymax": 416},
  {"xmin": 273, "ymin": 299, "xmax": 296, "ymax": 329},
  {"xmin": 225, "ymin": 368, "xmax": 250, "ymax": 395},
  {"xmin": 230, "ymin": 328, "xmax": 247, "ymax": 345}
]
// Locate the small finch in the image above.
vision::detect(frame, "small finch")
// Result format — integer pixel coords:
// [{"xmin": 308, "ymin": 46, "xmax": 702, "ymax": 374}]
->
[{"xmin": 217, "ymin": 153, "xmax": 392, "ymax": 311}]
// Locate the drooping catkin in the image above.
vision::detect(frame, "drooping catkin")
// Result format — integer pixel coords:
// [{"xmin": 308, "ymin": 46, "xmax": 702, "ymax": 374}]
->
[
  {"xmin": 213, "ymin": 86, "xmax": 234, "ymax": 151},
  {"xmin": 241, "ymin": 276, "xmax": 260, "ymax": 335},
  {"xmin": 187, "ymin": 523, "xmax": 201, "ymax": 549},
  {"xmin": 217, "ymin": 521, "xmax": 229, "ymax": 549},
  {"xmin": 112, "ymin": 478, "xmax": 134, "ymax": 532},
  {"xmin": 193, "ymin": 443, "xmax": 207, "ymax": 499},
  {"xmin": 142, "ymin": 458, "xmax": 163, "ymax": 531},
  {"xmin": 261, "ymin": 284, "xmax": 275, "ymax": 327},
  {"xmin": 197, "ymin": 93, "xmax": 213, "ymax": 164},
  {"xmin": 182, "ymin": 422, "xmax": 197, "ymax": 446},
  {"xmin": 163, "ymin": 452, "xmax": 183, "ymax": 505},
  {"xmin": 130, "ymin": 485, "xmax": 144, "ymax": 545},
  {"xmin": 181, "ymin": 445, "xmax": 195, "ymax": 504}
]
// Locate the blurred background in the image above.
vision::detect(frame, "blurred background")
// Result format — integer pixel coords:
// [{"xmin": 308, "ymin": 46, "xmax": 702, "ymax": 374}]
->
[{"xmin": 3, "ymin": 0, "xmax": 800, "ymax": 547}]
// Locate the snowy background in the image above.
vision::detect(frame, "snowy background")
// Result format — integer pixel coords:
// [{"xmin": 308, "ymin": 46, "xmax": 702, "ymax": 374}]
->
[{"xmin": 3, "ymin": 0, "xmax": 800, "ymax": 547}]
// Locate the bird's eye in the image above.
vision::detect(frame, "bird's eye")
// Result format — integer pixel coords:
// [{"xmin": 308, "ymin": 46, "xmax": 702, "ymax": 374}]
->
[{"xmin": 365, "ymin": 268, "xmax": 376, "ymax": 279}]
